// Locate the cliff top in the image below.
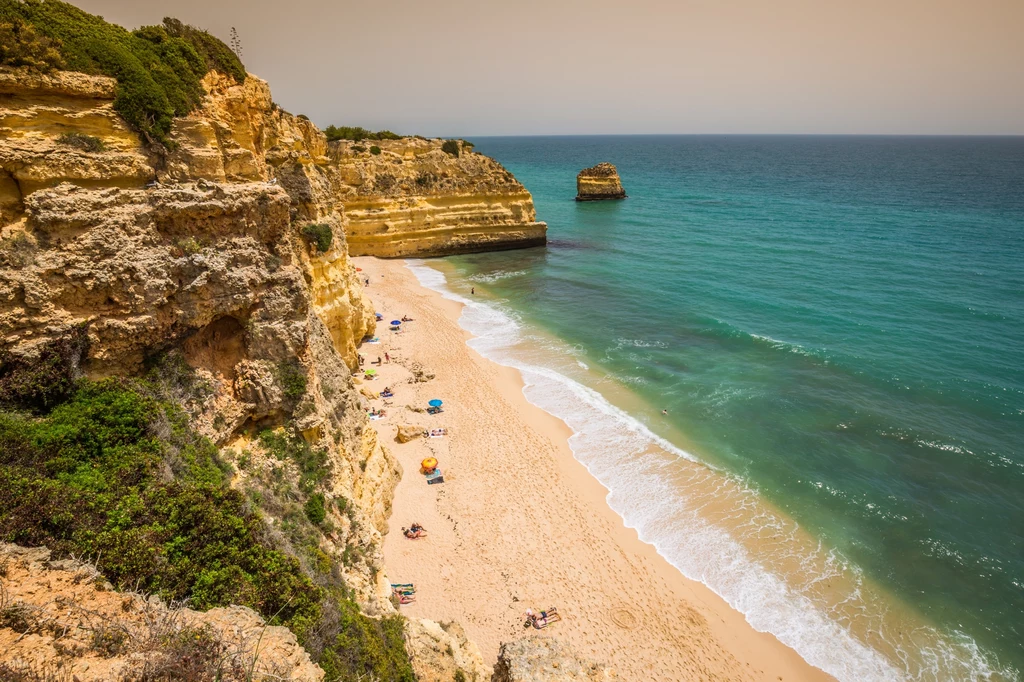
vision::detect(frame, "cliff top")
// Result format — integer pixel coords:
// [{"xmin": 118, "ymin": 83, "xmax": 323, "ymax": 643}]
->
[{"xmin": 577, "ymin": 162, "xmax": 619, "ymax": 178}]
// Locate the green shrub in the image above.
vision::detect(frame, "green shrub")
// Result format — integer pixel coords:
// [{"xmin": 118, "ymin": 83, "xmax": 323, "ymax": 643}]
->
[
  {"xmin": 56, "ymin": 132, "xmax": 105, "ymax": 152},
  {"xmin": 0, "ymin": 323, "xmax": 89, "ymax": 413},
  {"xmin": 441, "ymin": 139, "xmax": 460, "ymax": 157},
  {"xmin": 369, "ymin": 145, "xmax": 381, "ymax": 156},
  {"xmin": 0, "ymin": 17, "xmax": 63, "ymax": 71},
  {"xmin": 0, "ymin": 380, "xmax": 321, "ymax": 631},
  {"xmin": 351, "ymin": 145, "xmax": 366, "ymax": 154},
  {"xmin": 0, "ymin": 1, "xmax": 245, "ymax": 143},
  {"xmin": 258, "ymin": 428, "xmax": 328, "ymax": 494},
  {"xmin": 317, "ymin": 600, "xmax": 415, "ymax": 682},
  {"xmin": 0, "ymin": 331, "xmax": 417, "ymax": 681},
  {"xmin": 323, "ymin": 125, "xmax": 404, "ymax": 142},
  {"xmin": 304, "ymin": 493, "xmax": 326, "ymax": 525},
  {"xmin": 300, "ymin": 223, "xmax": 333, "ymax": 253}
]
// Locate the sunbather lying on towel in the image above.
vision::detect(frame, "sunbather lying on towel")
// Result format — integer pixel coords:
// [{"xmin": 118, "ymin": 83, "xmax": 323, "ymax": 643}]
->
[
  {"xmin": 524, "ymin": 607, "xmax": 561, "ymax": 629},
  {"xmin": 393, "ymin": 590, "xmax": 415, "ymax": 604},
  {"xmin": 402, "ymin": 523, "xmax": 427, "ymax": 539}
]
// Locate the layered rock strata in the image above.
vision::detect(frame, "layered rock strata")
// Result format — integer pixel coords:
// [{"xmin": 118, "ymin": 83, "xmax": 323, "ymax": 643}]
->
[
  {"xmin": 332, "ymin": 138, "xmax": 547, "ymax": 257},
  {"xmin": 575, "ymin": 162, "xmax": 626, "ymax": 201}
]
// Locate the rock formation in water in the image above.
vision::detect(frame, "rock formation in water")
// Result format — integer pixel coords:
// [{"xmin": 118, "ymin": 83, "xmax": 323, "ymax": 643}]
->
[{"xmin": 575, "ymin": 162, "xmax": 626, "ymax": 201}]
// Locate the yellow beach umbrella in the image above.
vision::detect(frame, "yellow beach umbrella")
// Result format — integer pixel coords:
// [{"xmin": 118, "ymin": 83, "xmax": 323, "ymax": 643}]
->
[{"xmin": 421, "ymin": 457, "xmax": 438, "ymax": 470}]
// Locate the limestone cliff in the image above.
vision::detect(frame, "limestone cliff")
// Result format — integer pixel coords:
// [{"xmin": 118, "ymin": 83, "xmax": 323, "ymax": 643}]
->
[
  {"xmin": 575, "ymin": 162, "xmax": 626, "ymax": 201},
  {"xmin": 0, "ymin": 65, "xmax": 396, "ymax": 611},
  {"xmin": 332, "ymin": 138, "xmax": 547, "ymax": 257},
  {"xmin": 0, "ymin": 61, "xmax": 543, "ymax": 680}
]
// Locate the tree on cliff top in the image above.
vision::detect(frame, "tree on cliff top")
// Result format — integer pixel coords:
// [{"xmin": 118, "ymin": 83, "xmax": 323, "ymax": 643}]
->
[{"xmin": 0, "ymin": 0, "xmax": 245, "ymax": 144}]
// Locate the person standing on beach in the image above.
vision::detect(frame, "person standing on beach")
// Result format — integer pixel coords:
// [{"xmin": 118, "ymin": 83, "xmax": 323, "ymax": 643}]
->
[
  {"xmin": 385, "ymin": 352, "xmax": 390, "ymax": 363},
  {"xmin": 471, "ymin": 287, "xmax": 475, "ymax": 295}
]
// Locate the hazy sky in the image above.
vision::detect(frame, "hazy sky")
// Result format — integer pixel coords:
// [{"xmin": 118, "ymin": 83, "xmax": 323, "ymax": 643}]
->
[{"xmin": 75, "ymin": 0, "xmax": 1024, "ymax": 136}]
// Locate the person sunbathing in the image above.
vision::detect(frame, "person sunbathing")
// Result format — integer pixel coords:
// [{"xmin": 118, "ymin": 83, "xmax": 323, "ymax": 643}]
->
[
  {"xmin": 524, "ymin": 607, "xmax": 561, "ymax": 629},
  {"xmin": 394, "ymin": 590, "xmax": 415, "ymax": 604},
  {"xmin": 402, "ymin": 523, "xmax": 427, "ymax": 539},
  {"xmin": 402, "ymin": 316, "xmax": 414, "ymax": 322}
]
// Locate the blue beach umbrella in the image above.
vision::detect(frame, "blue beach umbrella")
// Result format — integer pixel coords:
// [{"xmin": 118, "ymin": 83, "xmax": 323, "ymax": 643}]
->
[
  {"xmin": 391, "ymin": 320, "xmax": 402, "ymax": 325},
  {"xmin": 428, "ymin": 399, "xmax": 443, "ymax": 407}
]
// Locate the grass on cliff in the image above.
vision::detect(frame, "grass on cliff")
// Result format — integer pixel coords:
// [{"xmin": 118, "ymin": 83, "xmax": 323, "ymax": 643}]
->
[
  {"xmin": 0, "ymin": 330, "xmax": 414, "ymax": 682},
  {"xmin": 0, "ymin": 0, "xmax": 245, "ymax": 144}
]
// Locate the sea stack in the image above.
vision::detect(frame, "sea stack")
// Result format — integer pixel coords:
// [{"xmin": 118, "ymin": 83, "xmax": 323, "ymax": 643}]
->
[{"xmin": 576, "ymin": 162, "xmax": 627, "ymax": 201}]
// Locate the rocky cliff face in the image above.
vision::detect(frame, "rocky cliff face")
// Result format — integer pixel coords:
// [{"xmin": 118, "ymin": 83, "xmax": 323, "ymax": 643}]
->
[
  {"xmin": 332, "ymin": 138, "xmax": 547, "ymax": 257},
  {"xmin": 492, "ymin": 637, "xmax": 615, "ymax": 682},
  {"xmin": 0, "ymin": 66, "xmax": 388, "ymax": 612},
  {"xmin": 1, "ymin": 63, "xmax": 548, "ymax": 680},
  {"xmin": 575, "ymin": 162, "xmax": 626, "ymax": 201}
]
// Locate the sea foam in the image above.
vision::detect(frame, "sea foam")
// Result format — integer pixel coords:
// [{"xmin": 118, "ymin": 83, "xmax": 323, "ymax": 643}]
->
[{"xmin": 406, "ymin": 260, "xmax": 1012, "ymax": 682}]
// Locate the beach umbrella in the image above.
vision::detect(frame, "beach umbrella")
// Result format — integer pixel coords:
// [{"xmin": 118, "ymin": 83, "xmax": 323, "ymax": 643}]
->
[
  {"xmin": 421, "ymin": 457, "xmax": 438, "ymax": 469},
  {"xmin": 428, "ymin": 399, "xmax": 443, "ymax": 407},
  {"xmin": 391, "ymin": 320, "xmax": 402, "ymax": 325},
  {"xmin": 365, "ymin": 369, "xmax": 377, "ymax": 376}
]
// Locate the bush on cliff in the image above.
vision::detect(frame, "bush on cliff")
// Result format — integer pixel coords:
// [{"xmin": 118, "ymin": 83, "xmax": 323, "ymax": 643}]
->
[
  {"xmin": 323, "ymin": 125, "xmax": 402, "ymax": 142},
  {"xmin": 0, "ymin": 17, "xmax": 63, "ymax": 71},
  {"xmin": 301, "ymin": 223, "xmax": 334, "ymax": 253},
  {"xmin": 0, "ymin": 333, "xmax": 416, "ymax": 681},
  {"xmin": 441, "ymin": 139, "xmax": 460, "ymax": 158},
  {"xmin": 0, "ymin": 0, "xmax": 245, "ymax": 143},
  {"xmin": 57, "ymin": 132, "xmax": 106, "ymax": 152}
]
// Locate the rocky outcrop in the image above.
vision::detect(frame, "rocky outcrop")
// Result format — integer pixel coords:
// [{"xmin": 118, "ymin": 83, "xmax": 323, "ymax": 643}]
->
[
  {"xmin": 332, "ymin": 138, "xmax": 547, "ymax": 257},
  {"xmin": 575, "ymin": 163, "xmax": 626, "ymax": 201},
  {"xmin": 492, "ymin": 637, "xmax": 615, "ymax": 682},
  {"xmin": 406, "ymin": 619, "xmax": 492, "ymax": 682},
  {"xmin": 0, "ymin": 68, "xmax": 154, "ymax": 225},
  {"xmin": 397, "ymin": 423, "xmax": 427, "ymax": 443},
  {"xmin": 0, "ymin": 543, "xmax": 323, "ymax": 681}
]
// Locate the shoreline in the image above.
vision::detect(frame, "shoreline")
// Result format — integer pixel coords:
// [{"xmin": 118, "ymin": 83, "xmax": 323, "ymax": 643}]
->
[{"xmin": 355, "ymin": 255, "xmax": 833, "ymax": 681}]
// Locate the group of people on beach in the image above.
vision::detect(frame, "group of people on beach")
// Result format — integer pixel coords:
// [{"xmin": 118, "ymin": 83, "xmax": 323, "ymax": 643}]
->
[{"xmin": 428, "ymin": 428, "xmax": 447, "ymax": 437}]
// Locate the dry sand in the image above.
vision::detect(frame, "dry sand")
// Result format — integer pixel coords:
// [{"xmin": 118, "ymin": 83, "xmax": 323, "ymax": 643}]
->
[{"xmin": 354, "ymin": 256, "xmax": 834, "ymax": 681}]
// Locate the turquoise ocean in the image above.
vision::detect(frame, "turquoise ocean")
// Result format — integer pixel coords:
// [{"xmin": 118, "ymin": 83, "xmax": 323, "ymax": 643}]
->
[{"xmin": 408, "ymin": 136, "xmax": 1023, "ymax": 681}]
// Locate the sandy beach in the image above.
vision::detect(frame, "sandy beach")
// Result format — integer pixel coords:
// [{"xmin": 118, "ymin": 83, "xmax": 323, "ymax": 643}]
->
[{"xmin": 354, "ymin": 256, "xmax": 834, "ymax": 681}]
